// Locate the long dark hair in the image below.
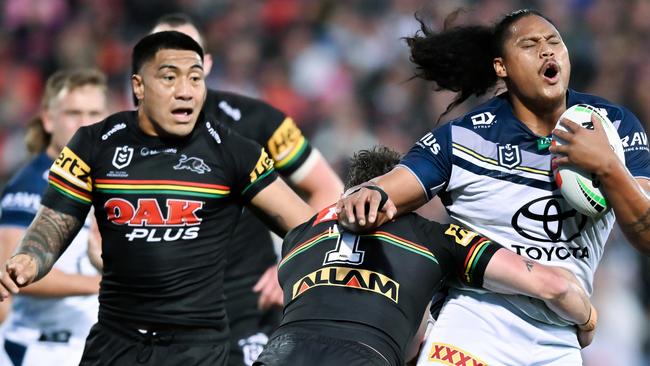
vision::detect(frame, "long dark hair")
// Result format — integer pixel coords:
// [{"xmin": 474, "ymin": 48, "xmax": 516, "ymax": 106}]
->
[{"xmin": 405, "ymin": 9, "xmax": 554, "ymax": 119}]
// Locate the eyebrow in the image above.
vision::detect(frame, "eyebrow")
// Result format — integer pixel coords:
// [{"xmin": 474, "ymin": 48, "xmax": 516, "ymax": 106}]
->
[
  {"xmin": 518, "ymin": 34, "xmax": 560, "ymax": 43},
  {"xmin": 158, "ymin": 63, "xmax": 204, "ymax": 71}
]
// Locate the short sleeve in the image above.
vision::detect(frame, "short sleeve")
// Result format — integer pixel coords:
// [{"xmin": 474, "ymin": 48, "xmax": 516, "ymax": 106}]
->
[
  {"xmin": 399, "ymin": 123, "xmax": 453, "ymax": 200},
  {"xmin": 41, "ymin": 128, "xmax": 94, "ymax": 220},
  {"xmin": 617, "ymin": 107, "xmax": 650, "ymax": 179},
  {"xmin": 227, "ymin": 132, "xmax": 279, "ymax": 203},
  {"xmin": 416, "ymin": 219, "xmax": 501, "ymax": 288}
]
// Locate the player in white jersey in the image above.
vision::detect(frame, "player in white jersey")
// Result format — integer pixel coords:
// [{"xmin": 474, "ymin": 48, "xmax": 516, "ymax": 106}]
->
[
  {"xmin": 0, "ymin": 69, "xmax": 108, "ymax": 365},
  {"xmin": 337, "ymin": 9, "xmax": 650, "ymax": 365}
]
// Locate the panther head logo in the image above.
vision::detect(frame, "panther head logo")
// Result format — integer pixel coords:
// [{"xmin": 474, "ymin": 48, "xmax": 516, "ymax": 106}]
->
[{"xmin": 173, "ymin": 155, "xmax": 211, "ymax": 174}]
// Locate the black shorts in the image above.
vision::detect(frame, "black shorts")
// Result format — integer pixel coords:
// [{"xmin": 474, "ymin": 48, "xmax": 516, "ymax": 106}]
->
[
  {"xmin": 226, "ymin": 285, "xmax": 281, "ymax": 366},
  {"xmin": 79, "ymin": 318, "xmax": 229, "ymax": 366},
  {"xmin": 253, "ymin": 332, "xmax": 392, "ymax": 366}
]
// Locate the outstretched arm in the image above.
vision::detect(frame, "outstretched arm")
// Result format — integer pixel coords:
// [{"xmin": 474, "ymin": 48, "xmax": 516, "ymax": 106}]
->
[
  {"xmin": 336, "ymin": 166, "xmax": 427, "ymax": 232},
  {"xmin": 248, "ymin": 179, "xmax": 314, "ymax": 237},
  {"xmin": 551, "ymin": 115, "xmax": 650, "ymax": 254},
  {"xmin": 483, "ymin": 248, "xmax": 596, "ymax": 347},
  {"xmin": 0, "ymin": 206, "xmax": 83, "ymax": 298}
]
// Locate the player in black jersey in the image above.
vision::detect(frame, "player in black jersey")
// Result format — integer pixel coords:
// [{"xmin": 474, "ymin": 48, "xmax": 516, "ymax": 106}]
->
[
  {"xmin": 254, "ymin": 146, "xmax": 596, "ymax": 366},
  {"xmin": 151, "ymin": 14, "xmax": 344, "ymax": 366},
  {"xmin": 0, "ymin": 31, "xmax": 313, "ymax": 366}
]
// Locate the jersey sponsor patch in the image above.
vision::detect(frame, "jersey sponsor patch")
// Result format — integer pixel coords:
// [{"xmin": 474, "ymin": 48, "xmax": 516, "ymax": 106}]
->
[
  {"xmin": 249, "ymin": 148, "xmax": 275, "ymax": 183},
  {"xmin": 427, "ymin": 342, "xmax": 487, "ymax": 366},
  {"xmin": 267, "ymin": 117, "xmax": 307, "ymax": 168},
  {"xmin": 291, "ymin": 266, "xmax": 399, "ymax": 303},
  {"xmin": 51, "ymin": 147, "xmax": 92, "ymax": 191},
  {"xmin": 444, "ymin": 224, "xmax": 478, "ymax": 247}
]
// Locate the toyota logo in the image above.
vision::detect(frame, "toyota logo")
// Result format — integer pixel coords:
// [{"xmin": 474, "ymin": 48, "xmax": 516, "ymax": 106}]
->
[{"xmin": 511, "ymin": 195, "xmax": 587, "ymax": 243}]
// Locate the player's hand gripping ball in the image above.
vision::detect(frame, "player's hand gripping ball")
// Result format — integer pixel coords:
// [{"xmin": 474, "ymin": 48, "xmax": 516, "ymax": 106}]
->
[{"xmin": 551, "ymin": 104, "xmax": 625, "ymax": 217}]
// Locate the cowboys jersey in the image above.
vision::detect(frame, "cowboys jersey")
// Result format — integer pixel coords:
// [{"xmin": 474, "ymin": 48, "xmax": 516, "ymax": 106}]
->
[
  {"xmin": 401, "ymin": 89, "xmax": 650, "ymax": 325},
  {"xmin": 0, "ymin": 152, "xmax": 98, "ymax": 340},
  {"xmin": 40, "ymin": 110, "xmax": 278, "ymax": 332}
]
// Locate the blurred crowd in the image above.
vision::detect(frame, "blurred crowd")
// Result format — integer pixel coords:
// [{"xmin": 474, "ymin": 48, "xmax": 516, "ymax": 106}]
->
[{"xmin": 0, "ymin": 0, "xmax": 648, "ymax": 364}]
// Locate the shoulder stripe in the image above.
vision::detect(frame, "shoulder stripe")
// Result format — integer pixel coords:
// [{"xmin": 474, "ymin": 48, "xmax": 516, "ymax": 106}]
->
[
  {"xmin": 453, "ymin": 142, "xmax": 551, "ymax": 177},
  {"xmin": 279, "ymin": 230, "xmax": 335, "ymax": 268},
  {"xmin": 95, "ymin": 179, "xmax": 229, "ymax": 190},
  {"xmin": 49, "ymin": 176, "xmax": 92, "ymax": 204},
  {"xmin": 363, "ymin": 231, "xmax": 438, "ymax": 263},
  {"xmin": 454, "ymin": 158, "xmax": 556, "ymax": 191}
]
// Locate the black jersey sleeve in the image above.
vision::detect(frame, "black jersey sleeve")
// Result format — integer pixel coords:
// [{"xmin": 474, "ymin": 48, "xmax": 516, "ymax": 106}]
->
[
  {"xmin": 224, "ymin": 128, "xmax": 280, "ymax": 203},
  {"xmin": 416, "ymin": 219, "xmax": 501, "ymax": 288},
  {"xmin": 206, "ymin": 91, "xmax": 313, "ymax": 177},
  {"xmin": 40, "ymin": 126, "xmax": 94, "ymax": 220}
]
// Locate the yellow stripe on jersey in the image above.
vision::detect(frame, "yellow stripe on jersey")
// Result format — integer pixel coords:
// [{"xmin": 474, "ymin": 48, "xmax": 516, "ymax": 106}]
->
[
  {"xmin": 50, "ymin": 147, "xmax": 92, "ymax": 192},
  {"xmin": 267, "ymin": 117, "xmax": 307, "ymax": 168}
]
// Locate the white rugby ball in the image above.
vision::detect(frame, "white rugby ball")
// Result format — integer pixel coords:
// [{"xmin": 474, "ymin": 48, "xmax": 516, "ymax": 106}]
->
[{"xmin": 551, "ymin": 104, "xmax": 625, "ymax": 217}]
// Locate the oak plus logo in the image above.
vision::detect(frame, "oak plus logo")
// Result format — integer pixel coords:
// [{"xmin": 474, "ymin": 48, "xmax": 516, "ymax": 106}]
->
[
  {"xmin": 104, "ymin": 198, "xmax": 203, "ymax": 242},
  {"xmin": 497, "ymin": 144, "xmax": 521, "ymax": 169},
  {"xmin": 511, "ymin": 195, "xmax": 587, "ymax": 243},
  {"xmin": 112, "ymin": 146, "xmax": 134, "ymax": 170}
]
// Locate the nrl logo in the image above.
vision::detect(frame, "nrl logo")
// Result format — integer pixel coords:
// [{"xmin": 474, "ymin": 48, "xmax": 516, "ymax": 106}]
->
[
  {"xmin": 497, "ymin": 144, "xmax": 521, "ymax": 169},
  {"xmin": 173, "ymin": 154, "xmax": 211, "ymax": 174},
  {"xmin": 112, "ymin": 145, "xmax": 134, "ymax": 170}
]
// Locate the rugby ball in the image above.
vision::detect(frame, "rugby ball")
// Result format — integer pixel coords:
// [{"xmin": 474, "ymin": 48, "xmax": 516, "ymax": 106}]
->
[{"xmin": 551, "ymin": 104, "xmax": 625, "ymax": 217}]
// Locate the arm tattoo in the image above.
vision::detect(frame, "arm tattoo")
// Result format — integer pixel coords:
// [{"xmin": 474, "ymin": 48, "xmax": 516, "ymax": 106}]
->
[
  {"xmin": 621, "ymin": 207, "xmax": 650, "ymax": 236},
  {"xmin": 524, "ymin": 259, "xmax": 534, "ymax": 272},
  {"xmin": 15, "ymin": 206, "xmax": 83, "ymax": 281}
]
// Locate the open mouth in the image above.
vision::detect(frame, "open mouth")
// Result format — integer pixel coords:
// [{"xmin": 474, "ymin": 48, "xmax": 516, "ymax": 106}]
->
[
  {"xmin": 171, "ymin": 108, "xmax": 193, "ymax": 121},
  {"xmin": 542, "ymin": 62, "xmax": 560, "ymax": 82}
]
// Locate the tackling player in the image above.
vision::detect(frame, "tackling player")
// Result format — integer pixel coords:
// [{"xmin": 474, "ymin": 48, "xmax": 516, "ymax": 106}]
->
[
  {"xmin": 254, "ymin": 146, "xmax": 596, "ymax": 366},
  {"xmin": 0, "ymin": 31, "xmax": 313, "ymax": 366},
  {"xmin": 337, "ymin": 9, "xmax": 650, "ymax": 365},
  {"xmin": 150, "ymin": 14, "xmax": 344, "ymax": 366}
]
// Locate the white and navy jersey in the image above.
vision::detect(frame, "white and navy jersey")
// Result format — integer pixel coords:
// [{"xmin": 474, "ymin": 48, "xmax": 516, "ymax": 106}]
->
[
  {"xmin": 0, "ymin": 153, "xmax": 98, "ymax": 339},
  {"xmin": 401, "ymin": 89, "xmax": 650, "ymax": 325}
]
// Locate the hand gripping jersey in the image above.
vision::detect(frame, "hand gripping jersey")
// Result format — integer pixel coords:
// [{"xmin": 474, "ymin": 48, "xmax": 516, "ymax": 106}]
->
[
  {"xmin": 276, "ymin": 206, "xmax": 500, "ymax": 365},
  {"xmin": 401, "ymin": 89, "xmax": 650, "ymax": 326},
  {"xmin": 203, "ymin": 90, "xmax": 314, "ymax": 299},
  {"xmin": 0, "ymin": 152, "xmax": 98, "ymax": 341},
  {"xmin": 40, "ymin": 111, "xmax": 278, "ymax": 332}
]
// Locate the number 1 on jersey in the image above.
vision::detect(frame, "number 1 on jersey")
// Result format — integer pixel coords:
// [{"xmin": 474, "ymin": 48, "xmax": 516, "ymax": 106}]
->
[{"xmin": 323, "ymin": 225, "xmax": 365, "ymax": 265}]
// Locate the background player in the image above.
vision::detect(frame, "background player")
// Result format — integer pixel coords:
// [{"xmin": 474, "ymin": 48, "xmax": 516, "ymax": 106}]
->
[
  {"xmin": 0, "ymin": 69, "xmax": 108, "ymax": 365},
  {"xmin": 336, "ymin": 9, "xmax": 650, "ymax": 365},
  {"xmin": 255, "ymin": 146, "xmax": 596, "ymax": 366},
  {"xmin": 151, "ymin": 13, "xmax": 344, "ymax": 366},
  {"xmin": 0, "ymin": 31, "xmax": 313, "ymax": 366}
]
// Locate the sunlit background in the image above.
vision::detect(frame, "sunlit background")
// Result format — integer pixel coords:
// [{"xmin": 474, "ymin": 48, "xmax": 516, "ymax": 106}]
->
[{"xmin": 0, "ymin": 0, "xmax": 648, "ymax": 364}]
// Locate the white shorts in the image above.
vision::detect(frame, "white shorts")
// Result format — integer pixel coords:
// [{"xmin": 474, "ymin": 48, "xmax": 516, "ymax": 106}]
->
[{"xmin": 416, "ymin": 291, "xmax": 582, "ymax": 366}]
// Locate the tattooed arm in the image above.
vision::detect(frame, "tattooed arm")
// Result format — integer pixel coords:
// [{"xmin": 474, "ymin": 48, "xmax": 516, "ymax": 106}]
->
[
  {"xmin": 612, "ymin": 178, "xmax": 650, "ymax": 255},
  {"xmin": 0, "ymin": 206, "xmax": 83, "ymax": 298},
  {"xmin": 482, "ymin": 249, "xmax": 593, "ymax": 329},
  {"xmin": 248, "ymin": 178, "xmax": 314, "ymax": 237}
]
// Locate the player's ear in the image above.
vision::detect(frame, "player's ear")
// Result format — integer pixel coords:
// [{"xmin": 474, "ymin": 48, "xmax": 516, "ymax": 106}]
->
[
  {"xmin": 203, "ymin": 54, "xmax": 213, "ymax": 76},
  {"xmin": 132, "ymin": 74, "xmax": 144, "ymax": 104},
  {"xmin": 494, "ymin": 57, "xmax": 507, "ymax": 78}
]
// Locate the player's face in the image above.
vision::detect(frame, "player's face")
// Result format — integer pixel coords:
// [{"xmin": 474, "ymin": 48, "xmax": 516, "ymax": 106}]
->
[
  {"xmin": 494, "ymin": 15, "xmax": 570, "ymax": 107},
  {"xmin": 43, "ymin": 85, "xmax": 108, "ymax": 153},
  {"xmin": 133, "ymin": 49, "xmax": 206, "ymax": 138}
]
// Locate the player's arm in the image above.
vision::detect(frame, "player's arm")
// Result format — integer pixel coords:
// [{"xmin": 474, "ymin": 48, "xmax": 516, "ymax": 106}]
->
[
  {"xmin": 482, "ymin": 249, "xmax": 594, "ymax": 328},
  {"xmin": 288, "ymin": 149, "xmax": 344, "ymax": 211},
  {"xmin": 551, "ymin": 113, "xmax": 650, "ymax": 254},
  {"xmin": 0, "ymin": 225, "xmax": 99, "ymax": 298},
  {"xmin": 0, "ymin": 206, "xmax": 84, "ymax": 298},
  {"xmin": 337, "ymin": 125, "xmax": 453, "ymax": 232},
  {"xmin": 248, "ymin": 179, "xmax": 314, "ymax": 237}
]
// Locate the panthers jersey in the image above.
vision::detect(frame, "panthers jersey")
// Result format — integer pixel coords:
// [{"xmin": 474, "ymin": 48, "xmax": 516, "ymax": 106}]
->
[
  {"xmin": 401, "ymin": 89, "xmax": 650, "ymax": 325},
  {"xmin": 40, "ymin": 111, "xmax": 278, "ymax": 332},
  {"xmin": 277, "ymin": 206, "xmax": 500, "ymax": 364},
  {"xmin": 203, "ymin": 90, "xmax": 314, "ymax": 297},
  {"xmin": 0, "ymin": 152, "xmax": 98, "ymax": 339}
]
